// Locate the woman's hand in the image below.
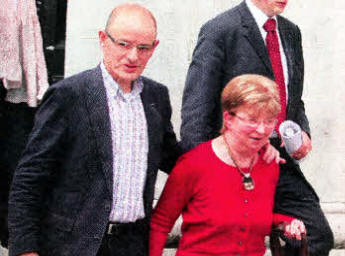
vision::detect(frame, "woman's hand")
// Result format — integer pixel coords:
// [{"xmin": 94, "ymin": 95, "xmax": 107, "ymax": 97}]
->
[{"xmin": 284, "ymin": 219, "xmax": 306, "ymax": 240}]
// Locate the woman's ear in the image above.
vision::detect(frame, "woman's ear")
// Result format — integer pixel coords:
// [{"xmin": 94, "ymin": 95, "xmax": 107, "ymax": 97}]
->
[{"xmin": 223, "ymin": 111, "xmax": 233, "ymax": 129}]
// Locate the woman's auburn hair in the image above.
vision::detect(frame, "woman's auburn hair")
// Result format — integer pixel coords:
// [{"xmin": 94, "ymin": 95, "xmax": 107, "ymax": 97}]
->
[{"xmin": 221, "ymin": 74, "xmax": 281, "ymax": 117}]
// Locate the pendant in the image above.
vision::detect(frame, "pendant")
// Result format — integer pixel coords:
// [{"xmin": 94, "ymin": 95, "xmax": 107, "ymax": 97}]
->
[{"xmin": 242, "ymin": 173, "xmax": 255, "ymax": 191}]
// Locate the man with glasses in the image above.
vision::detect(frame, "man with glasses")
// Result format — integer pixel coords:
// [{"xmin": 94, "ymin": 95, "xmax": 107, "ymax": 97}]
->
[
  {"xmin": 180, "ymin": 0, "xmax": 333, "ymax": 255},
  {"xmin": 8, "ymin": 3, "xmax": 179, "ymax": 256}
]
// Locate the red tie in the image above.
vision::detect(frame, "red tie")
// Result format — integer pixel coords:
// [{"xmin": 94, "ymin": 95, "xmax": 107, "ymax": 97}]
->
[{"xmin": 264, "ymin": 18, "xmax": 287, "ymax": 131}]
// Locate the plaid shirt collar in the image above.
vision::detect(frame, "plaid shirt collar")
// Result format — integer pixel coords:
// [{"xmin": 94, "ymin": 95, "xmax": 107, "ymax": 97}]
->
[{"xmin": 100, "ymin": 62, "xmax": 144, "ymax": 101}]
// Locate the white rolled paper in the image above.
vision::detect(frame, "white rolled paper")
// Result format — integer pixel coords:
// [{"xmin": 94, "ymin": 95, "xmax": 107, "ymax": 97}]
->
[{"xmin": 279, "ymin": 120, "xmax": 303, "ymax": 154}]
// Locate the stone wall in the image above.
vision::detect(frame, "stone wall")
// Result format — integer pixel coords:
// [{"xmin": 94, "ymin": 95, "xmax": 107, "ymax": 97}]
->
[{"xmin": 65, "ymin": 0, "xmax": 345, "ymax": 248}]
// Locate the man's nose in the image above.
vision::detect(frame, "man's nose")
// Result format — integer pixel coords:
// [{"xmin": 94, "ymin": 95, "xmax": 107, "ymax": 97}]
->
[{"xmin": 127, "ymin": 47, "xmax": 139, "ymax": 62}]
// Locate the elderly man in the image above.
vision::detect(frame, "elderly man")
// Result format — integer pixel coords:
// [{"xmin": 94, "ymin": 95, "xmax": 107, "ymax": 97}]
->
[
  {"xmin": 181, "ymin": 0, "xmax": 333, "ymax": 255},
  {"xmin": 8, "ymin": 3, "xmax": 179, "ymax": 256}
]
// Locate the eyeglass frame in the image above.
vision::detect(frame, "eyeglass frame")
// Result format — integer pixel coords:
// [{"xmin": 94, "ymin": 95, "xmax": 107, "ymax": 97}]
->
[
  {"xmin": 229, "ymin": 111, "xmax": 277, "ymax": 128},
  {"xmin": 105, "ymin": 31, "xmax": 157, "ymax": 52}
]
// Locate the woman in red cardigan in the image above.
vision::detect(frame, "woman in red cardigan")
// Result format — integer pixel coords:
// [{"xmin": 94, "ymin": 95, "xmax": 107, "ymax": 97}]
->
[{"xmin": 149, "ymin": 74, "xmax": 306, "ymax": 256}]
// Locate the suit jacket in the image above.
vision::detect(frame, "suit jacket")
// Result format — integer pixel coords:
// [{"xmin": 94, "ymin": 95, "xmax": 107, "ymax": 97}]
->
[
  {"xmin": 180, "ymin": 1, "xmax": 310, "ymax": 152},
  {"xmin": 8, "ymin": 66, "xmax": 179, "ymax": 256}
]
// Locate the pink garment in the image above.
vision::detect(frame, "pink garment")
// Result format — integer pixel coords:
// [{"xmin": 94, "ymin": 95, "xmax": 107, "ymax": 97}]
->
[{"xmin": 0, "ymin": 0, "xmax": 48, "ymax": 107}]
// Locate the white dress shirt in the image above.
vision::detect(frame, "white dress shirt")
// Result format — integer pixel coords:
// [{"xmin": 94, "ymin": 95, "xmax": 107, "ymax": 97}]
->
[{"xmin": 101, "ymin": 62, "xmax": 148, "ymax": 223}]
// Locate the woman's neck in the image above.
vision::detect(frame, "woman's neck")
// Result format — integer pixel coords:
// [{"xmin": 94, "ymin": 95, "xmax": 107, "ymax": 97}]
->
[{"xmin": 213, "ymin": 134, "xmax": 258, "ymax": 169}]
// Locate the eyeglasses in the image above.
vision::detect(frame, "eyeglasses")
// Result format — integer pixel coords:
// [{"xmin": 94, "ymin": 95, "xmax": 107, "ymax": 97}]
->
[
  {"xmin": 230, "ymin": 112, "xmax": 277, "ymax": 128},
  {"xmin": 105, "ymin": 31, "xmax": 156, "ymax": 53}
]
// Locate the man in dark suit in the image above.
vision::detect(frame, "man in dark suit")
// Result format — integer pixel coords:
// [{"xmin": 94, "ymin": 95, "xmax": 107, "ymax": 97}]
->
[
  {"xmin": 8, "ymin": 3, "xmax": 179, "ymax": 256},
  {"xmin": 181, "ymin": 0, "xmax": 333, "ymax": 255}
]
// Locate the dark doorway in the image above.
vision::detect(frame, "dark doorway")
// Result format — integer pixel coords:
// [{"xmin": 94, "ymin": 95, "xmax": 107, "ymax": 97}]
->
[{"xmin": 36, "ymin": 0, "xmax": 67, "ymax": 84}]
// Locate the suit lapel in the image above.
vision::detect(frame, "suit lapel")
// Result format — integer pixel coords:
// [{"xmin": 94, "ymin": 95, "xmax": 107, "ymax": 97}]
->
[
  {"xmin": 238, "ymin": 2, "xmax": 272, "ymax": 73},
  {"xmin": 83, "ymin": 66, "xmax": 113, "ymax": 194},
  {"xmin": 140, "ymin": 78, "xmax": 160, "ymax": 176},
  {"xmin": 277, "ymin": 16, "xmax": 294, "ymax": 85},
  {"xmin": 277, "ymin": 16, "xmax": 295, "ymax": 113}
]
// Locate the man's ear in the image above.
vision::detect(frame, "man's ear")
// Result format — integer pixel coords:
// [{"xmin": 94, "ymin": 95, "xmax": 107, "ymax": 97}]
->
[
  {"xmin": 153, "ymin": 39, "xmax": 160, "ymax": 49},
  {"xmin": 98, "ymin": 31, "xmax": 107, "ymax": 46}
]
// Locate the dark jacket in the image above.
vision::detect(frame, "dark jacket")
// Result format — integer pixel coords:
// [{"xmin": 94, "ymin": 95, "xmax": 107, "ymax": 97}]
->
[
  {"xmin": 181, "ymin": 1, "xmax": 309, "ymax": 152},
  {"xmin": 8, "ymin": 66, "xmax": 179, "ymax": 256}
]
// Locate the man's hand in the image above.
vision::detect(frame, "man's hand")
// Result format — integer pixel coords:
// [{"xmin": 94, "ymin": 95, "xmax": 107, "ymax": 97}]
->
[
  {"xmin": 19, "ymin": 253, "xmax": 39, "ymax": 256},
  {"xmin": 262, "ymin": 143, "xmax": 286, "ymax": 164},
  {"xmin": 290, "ymin": 131, "xmax": 312, "ymax": 160},
  {"xmin": 284, "ymin": 219, "xmax": 306, "ymax": 240}
]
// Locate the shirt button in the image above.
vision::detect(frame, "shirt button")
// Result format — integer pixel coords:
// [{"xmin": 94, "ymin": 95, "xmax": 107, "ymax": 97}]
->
[
  {"xmin": 244, "ymin": 199, "xmax": 248, "ymax": 203},
  {"xmin": 240, "ymin": 227, "xmax": 246, "ymax": 232},
  {"xmin": 238, "ymin": 241, "xmax": 243, "ymax": 246}
]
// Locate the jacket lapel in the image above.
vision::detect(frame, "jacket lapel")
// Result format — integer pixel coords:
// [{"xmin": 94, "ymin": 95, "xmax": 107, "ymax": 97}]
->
[
  {"xmin": 83, "ymin": 66, "xmax": 113, "ymax": 194},
  {"xmin": 277, "ymin": 16, "xmax": 295, "ymax": 115},
  {"xmin": 277, "ymin": 16, "xmax": 294, "ymax": 86},
  {"xmin": 140, "ymin": 78, "xmax": 161, "ymax": 177},
  {"xmin": 277, "ymin": 16, "xmax": 295, "ymax": 116},
  {"xmin": 238, "ymin": 2, "xmax": 273, "ymax": 74}
]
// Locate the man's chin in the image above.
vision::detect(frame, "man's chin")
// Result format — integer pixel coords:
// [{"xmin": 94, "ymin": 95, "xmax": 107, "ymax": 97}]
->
[
  {"xmin": 117, "ymin": 73, "xmax": 141, "ymax": 83},
  {"xmin": 274, "ymin": 6, "xmax": 285, "ymax": 15}
]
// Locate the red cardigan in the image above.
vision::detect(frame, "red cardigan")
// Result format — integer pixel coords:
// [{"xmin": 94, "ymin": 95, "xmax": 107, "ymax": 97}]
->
[{"xmin": 150, "ymin": 141, "xmax": 293, "ymax": 256}]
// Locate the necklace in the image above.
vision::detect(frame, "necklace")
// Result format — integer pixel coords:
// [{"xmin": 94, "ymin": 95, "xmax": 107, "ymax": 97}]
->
[{"xmin": 223, "ymin": 135, "xmax": 256, "ymax": 191}]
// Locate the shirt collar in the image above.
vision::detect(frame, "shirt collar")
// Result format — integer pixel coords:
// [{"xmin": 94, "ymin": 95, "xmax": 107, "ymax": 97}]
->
[
  {"xmin": 246, "ymin": 0, "xmax": 277, "ymax": 30},
  {"xmin": 100, "ymin": 62, "xmax": 144, "ymax": 101}
]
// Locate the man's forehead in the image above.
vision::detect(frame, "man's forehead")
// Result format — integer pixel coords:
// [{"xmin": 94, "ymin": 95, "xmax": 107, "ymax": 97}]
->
[
  {"xmin": 108, "ymin": 24, "xmax": 156, "ymax": 41},
  {"xmin": 109, "ymin": 14, "xmax": 155, "ymax": 34},
  {"xmin": 109, "ymin": 8, "xmax": 155, "ymax": 29}
]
